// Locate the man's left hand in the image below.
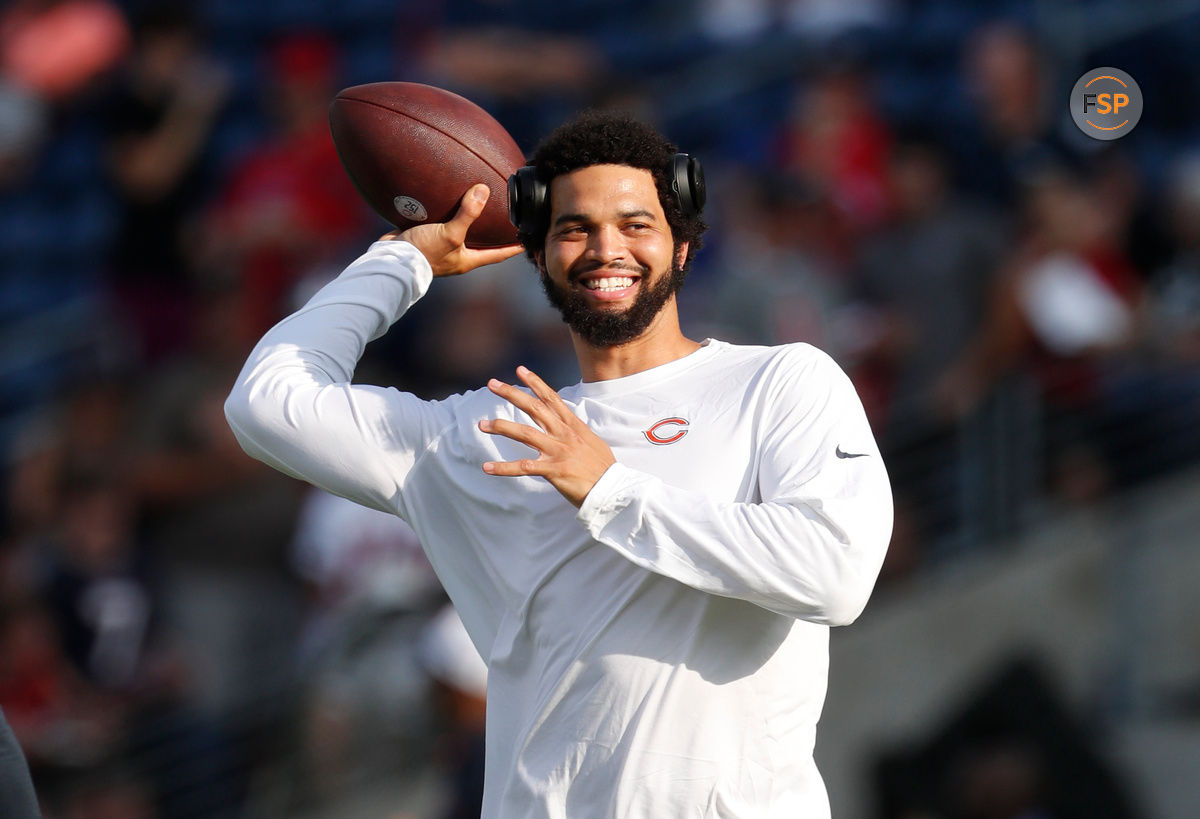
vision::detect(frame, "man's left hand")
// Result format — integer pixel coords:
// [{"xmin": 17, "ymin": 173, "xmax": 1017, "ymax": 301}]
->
[{"xmin": 479, "ymin": 366, "xmax": 615, "ymax": 507}]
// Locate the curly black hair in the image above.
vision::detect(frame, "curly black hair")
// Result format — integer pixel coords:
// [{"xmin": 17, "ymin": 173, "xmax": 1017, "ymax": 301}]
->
[{"xmin": 518, "ymin": 111, "xmax": 707, "ymax": 272}]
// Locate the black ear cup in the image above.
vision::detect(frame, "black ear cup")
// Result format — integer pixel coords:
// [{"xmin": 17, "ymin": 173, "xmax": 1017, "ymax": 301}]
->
[
  {"xmin": 507, "ymin": 153, "xmax": 705, "ymax": 236},
  {"xmin": 670, "ymin": 153, "xmax": 706, "ymax": 218},
  {"xmin": 508, "ymin": 165, "xmax": 546, "ymax": 235}
]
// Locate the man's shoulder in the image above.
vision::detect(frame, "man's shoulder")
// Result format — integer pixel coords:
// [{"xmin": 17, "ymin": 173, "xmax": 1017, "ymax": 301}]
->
[
  {"xmin": 712, "ymin": 339, "xmax": 842, "ymax": 381},
  {"xmin": 425, "ymin": 383, "xmax": 511, "ymax": 420},
  {"xmin": 718, "ymin": 342, "xmax": 856, "ymax": 426}
]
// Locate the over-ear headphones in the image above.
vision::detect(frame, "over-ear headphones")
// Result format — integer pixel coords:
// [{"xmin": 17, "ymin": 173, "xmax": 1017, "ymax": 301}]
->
[{"xmin": 507, "ymin": 153, "xmax": 706, "ymax": 236}]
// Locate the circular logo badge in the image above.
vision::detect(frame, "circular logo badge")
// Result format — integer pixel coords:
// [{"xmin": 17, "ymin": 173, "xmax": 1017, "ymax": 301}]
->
[
  {"xmin": 1070, "ymin": 67, "xmax": 1142, "ymax": 140},
  {"xmin": 393, "ymin": 195, "xmax": 428, "ymax": 221}
]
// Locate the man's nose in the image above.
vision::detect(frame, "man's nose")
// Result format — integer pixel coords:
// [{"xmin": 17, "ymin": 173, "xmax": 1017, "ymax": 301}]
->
[{"xmin": 585, "ymin": 224, "xmax": 625, "ymax": 263}]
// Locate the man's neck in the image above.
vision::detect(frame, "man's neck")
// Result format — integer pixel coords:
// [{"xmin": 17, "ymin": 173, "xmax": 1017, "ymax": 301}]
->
[{"xmin": 573, "ymin": 303, "xmax": 702, "ymax": 383}]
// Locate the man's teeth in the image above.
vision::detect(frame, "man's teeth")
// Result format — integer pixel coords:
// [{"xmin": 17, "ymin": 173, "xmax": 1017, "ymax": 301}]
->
[{"xmin": 583, "ymin": 277, "xmax": 635, "ymax": 291}]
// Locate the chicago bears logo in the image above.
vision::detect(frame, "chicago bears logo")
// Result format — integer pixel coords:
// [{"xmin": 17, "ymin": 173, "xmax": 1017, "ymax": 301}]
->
[{"xmin": 643, "ymin": 417, "xmax": 689, "ymax": 445}]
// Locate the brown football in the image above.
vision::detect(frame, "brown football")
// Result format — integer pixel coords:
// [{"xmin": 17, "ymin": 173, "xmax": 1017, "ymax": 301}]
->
[{"xmin": 329, "ymin": 82, "xmax": 525, "ymax": 248}]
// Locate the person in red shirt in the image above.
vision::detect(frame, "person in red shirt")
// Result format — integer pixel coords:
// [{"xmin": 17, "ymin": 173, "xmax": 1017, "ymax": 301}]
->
[{"xmin": 201, "ymin": 33, "xmax": 370, "ymax": 336}]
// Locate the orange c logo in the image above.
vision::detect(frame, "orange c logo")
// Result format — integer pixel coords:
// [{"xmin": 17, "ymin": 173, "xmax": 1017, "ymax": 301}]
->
[{"xmin": 644, "ymin": 417, "xmax": 689, "ymax": 445}]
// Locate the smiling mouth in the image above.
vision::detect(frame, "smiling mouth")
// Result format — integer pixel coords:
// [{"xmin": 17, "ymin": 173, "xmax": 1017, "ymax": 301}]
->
[{"xmin": 580, "ymin": 274, "xmax": 639, "ymax": 292}]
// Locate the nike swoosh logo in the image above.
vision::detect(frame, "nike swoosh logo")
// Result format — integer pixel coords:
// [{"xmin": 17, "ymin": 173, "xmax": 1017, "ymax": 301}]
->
[{"xmin": 835, "ymin": 446, "xmax": 869, "ymax": 459}]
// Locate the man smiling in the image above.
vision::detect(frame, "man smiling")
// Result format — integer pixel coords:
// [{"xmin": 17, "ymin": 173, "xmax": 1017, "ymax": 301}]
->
[
  {"xmin": 226, "ymin": 112, "xmax": 893, "ymax": 817},
  {"xmin": 534, "ymin": 164, "xmax": 694, "ymax": 351}
]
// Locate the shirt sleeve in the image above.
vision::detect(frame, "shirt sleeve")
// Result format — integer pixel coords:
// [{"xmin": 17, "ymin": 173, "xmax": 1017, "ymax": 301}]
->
[
  {"xmin": 224, "ymin": 240, "xmax": 459, "ymax": 515},
  {"xmin": 576, "ymin": 348, "xmax": 893, "ymax": 626}
]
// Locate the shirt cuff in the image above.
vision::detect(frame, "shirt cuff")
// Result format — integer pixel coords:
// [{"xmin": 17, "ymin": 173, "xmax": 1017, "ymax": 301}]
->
[
  {"xmin": 576, "ymin": 462, "xmax": 643, "ymax": 534},
  {"xmin": 357, "ymin": 239, "xmax": 434, "ymax": 301}
]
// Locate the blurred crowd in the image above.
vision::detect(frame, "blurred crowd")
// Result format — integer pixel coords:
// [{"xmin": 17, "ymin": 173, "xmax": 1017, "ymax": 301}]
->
[{"xmin": 0, "ymin": 0, "xmax": 1198, "ymax": 816}]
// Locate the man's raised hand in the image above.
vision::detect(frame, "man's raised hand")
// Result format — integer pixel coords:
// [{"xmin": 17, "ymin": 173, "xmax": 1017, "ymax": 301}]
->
[
  {"xmin": 384, "ymin": 184, "xmax": 522, "ymax": 277},
  {"xmin": 479, "ymin": 366, "xmax": 616, "ymax": 508}
]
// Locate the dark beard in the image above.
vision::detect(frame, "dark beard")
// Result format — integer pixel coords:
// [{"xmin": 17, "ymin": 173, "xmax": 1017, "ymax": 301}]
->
[{"xmin": 539, "ymin": 259, "xmax": 687, "ymax": 348}]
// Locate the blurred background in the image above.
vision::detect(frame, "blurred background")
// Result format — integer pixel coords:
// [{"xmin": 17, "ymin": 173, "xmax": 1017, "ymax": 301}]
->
[{"xmin": 1, "ymin": 0, "xmax": 1199, "ymax": 816}]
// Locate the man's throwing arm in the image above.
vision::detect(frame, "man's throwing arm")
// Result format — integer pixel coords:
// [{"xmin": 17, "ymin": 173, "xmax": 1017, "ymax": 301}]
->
[{"xmin": 224, "ymin": 241, "xmax": 457, "ymax": 513}]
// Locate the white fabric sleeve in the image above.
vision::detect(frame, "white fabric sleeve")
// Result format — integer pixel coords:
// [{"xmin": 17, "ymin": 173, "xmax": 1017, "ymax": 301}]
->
[
  {"xmin": 224, "ymin": 240, "xmax": 458, "ymax": 514},
  {"xmin": 577, "ymin": 350, "xmax": 893, "ymax": 626}
]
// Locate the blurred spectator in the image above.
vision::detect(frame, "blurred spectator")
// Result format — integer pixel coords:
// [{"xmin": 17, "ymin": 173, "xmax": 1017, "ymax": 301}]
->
[
  {"xmin": 852, "ymin": 132, "xmax": 1007, "ymax": 552},
  {"xmin": 707, "ymin": 170, "xmax": 852, "ymax": 353},
  {"xmin": 856, "ymin": 132, "xmax": 1007, "ymax": 432},
  {"xmin": 5, "ymin": 375, "xmax": 133, "ymax": 546},
  {"xmin": 288, "ymin": 489, "xmax": 443, "ymax": 803},
  {"xmin": 0, "ymin": 601, "xmax": 118, "ymax": 771},
  {"xmin": 1144, "ymin": 154, "xmax": 1200, "ymax": 362},
  {"xmin": 0, "ymin": 0, "xmax": 130, "ymax": 442},
  {"xmin": 41, "ymin": 467, "xmax": 162, "ymax": 693},
  {"xmin": 1082, "ymin": 153, "xmax": 1200, "ymax": 489},
  {"xmin": 38, "ymin": 465, "xmax": 241, "ymax": 819},
  {"xmin": 407, "ymin": 274, "xmax": 529, "ymax": 398},
  {"xmin": 129, "ymin": 281, "xmax": 290, "ymax": 555},
  {"xmin": 1012, "ymin": 170, "xmax": 1139, "ymax": 364},
  {"xmin": 936, "ymin": 165, "xmax": 1143, "ymax": 501},
  {"xmin": 773, "ymin": 60, "xmax": 893, "ymax": 235},
  {"xmin": 292, "ymin": 489, "xmax": 442, "ymax": 654},
  {"xmin": 954, "ymin": 21, "xmax": 1083, "ymax": 206},
  {"xmin": 128, "ymin": 281, "xmax": 304, "ymax": 717},
  {"xmin": 199, "ymin": 32, "xmax": 370, "ymax": 338},
  {"xmin": 0, "ymin": 0, "xmax": 129, "ymax": 104},
  {"xmin": 102, "ymin": 4, "xmax": 230, "ymax": 362},
  {"xmin": 417, "ymin": 605, "xmax": 487, "ymax": 819}
]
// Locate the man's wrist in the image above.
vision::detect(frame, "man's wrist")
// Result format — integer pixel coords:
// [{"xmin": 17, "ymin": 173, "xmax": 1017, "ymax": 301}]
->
[
  {"xmin": 360, "ymin": 238, "xmax": 434, "ymax": 298},
  {"xmin": 576, "ymin": 462, "xmax": 632, "ymax": 524}
]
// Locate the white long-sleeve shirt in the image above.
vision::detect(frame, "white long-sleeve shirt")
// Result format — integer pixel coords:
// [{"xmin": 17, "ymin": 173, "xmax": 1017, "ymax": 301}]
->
[{"xmin": 225, "ymin": 241, "xmax": 893, "ymax": 818}]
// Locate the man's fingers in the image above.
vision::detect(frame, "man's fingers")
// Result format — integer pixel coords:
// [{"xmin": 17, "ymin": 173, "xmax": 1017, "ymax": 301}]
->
[
  {"xmin": 395, "ymin": 183, "xmax": 521, "ymax": 276},
  {"xmin": 444, "ymin": 184, "xmax": 491, "ymax": 242},
  {"xmin": 464, "ymin": 243, "xmax": 523, "ymax": 268},
  {"xmin": 515, "ymin": 366, "xmax": 573, "ymax": 420},
  {"xmin": 482, "ymin": 458, "xmax": 547, "ymax": 477},
  {"xmin": 487, "ymin": 379, "xmax": 557, "ymax": 430},
  {"xmin": 478, "ymin": 418, "xmax": 555, "ymax": 452},
  {"xmin": 486, "ymin": 378, "xmax": 536, "ymax": 413}
]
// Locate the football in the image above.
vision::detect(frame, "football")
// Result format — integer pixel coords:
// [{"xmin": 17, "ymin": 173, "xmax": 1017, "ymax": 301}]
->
[{"xmin": 329, "ymin": 82, "xmax": 526, "ymax": 247}]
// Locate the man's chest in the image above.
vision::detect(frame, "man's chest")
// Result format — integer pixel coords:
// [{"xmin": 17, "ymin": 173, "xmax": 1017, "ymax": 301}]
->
[{"xmin": 580, "ymin": 398, "xmax": 764, "ymax": 500}]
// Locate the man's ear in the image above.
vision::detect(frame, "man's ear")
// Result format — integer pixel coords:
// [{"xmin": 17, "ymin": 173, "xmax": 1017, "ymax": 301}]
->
[
  {"xmin": 674, "ymin": 242, "xmax": 689, "ymax": 270},
  {"xmin": 534, "ymin": 250, "xmax": 547, "ymax": 274}
]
